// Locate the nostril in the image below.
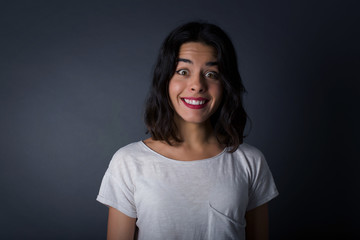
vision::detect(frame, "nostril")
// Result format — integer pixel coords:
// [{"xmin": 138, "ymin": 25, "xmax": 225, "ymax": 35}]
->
[{"xmin": 190, "ymin": 86, "xmax": 204, "ymax": 92}]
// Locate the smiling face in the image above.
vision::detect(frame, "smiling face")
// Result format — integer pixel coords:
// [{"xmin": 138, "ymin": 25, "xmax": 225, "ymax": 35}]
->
[{"xmin": 168, "ymin": 42, "xmax": 223, "ymax": 125}]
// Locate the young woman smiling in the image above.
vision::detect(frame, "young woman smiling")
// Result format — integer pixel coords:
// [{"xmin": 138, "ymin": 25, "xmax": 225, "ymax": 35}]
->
[{"xmin": 97, "ymin": 22, "xmax": 278, "ymax": 240}]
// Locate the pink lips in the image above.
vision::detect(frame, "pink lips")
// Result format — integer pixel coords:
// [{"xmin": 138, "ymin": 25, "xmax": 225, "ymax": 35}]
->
[{"xmin": 181, "ymin": 97, "xmax": 209, "ymax": 109}]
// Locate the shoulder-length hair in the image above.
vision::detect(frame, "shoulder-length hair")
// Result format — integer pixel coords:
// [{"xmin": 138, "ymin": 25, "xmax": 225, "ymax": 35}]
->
[{"xmin": 144, "ymin": 21, "xmax": 248, "ymax": 152}]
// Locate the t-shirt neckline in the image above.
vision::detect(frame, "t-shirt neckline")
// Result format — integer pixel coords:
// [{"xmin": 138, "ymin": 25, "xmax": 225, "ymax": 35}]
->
[{"xmin": 139, "ymin": 140, "xmax": 228, "ymax": 163}]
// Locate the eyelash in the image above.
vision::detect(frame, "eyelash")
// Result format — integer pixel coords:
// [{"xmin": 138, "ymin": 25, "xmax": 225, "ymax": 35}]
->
[
  {"xmin": 204, "ymin": 71, "xmax": 219, "ymax": 79},
  {"xmin": 176, "ymin": 69, "xmax": 189, "ymax": 76},
  {"xmin": 176, "ymin": 69, "xmax": 219, "ymax": 79}
]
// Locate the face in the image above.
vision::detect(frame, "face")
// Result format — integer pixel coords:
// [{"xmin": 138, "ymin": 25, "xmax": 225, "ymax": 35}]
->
[{"xmin": 168, "ymin": 42, "xmax": 223, "ymax": 125}]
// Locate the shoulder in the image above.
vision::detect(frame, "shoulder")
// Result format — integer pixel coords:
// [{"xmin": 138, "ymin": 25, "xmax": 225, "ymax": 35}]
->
[
  {"xmin": 230, "ymin": 143, "xmax": 269, "ymax": 174},
  {"xmin": 112, "ymin": 141, "xmax": 144, "ymax": 158},
  {"xmin": 107, "ymin": 141, "xmax": 149, "ymax": 173},
  {"xmin": 233, "ymin": 142, "xmax": 265, "ymax": 161}
]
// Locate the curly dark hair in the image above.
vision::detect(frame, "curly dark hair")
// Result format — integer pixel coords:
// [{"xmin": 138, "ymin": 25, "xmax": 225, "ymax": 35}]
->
[{"xmin": 144, "ymin": 21, "xmax": 248, "ymax": 152}]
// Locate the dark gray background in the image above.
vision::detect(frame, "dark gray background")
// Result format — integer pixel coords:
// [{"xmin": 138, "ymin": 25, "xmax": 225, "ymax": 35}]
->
[{"xmin": 1, "ymin": 0, "xmax": 359, "ymax": 239}]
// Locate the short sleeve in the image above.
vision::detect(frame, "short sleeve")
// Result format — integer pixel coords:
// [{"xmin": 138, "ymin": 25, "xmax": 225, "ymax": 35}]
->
[
  {"xmin": 96, "ymin": 150, "xmax": 137, "ymax": 218},
  {"xmin": 246, "ymin": 151, "xmax": 279, "ymax": 211}
]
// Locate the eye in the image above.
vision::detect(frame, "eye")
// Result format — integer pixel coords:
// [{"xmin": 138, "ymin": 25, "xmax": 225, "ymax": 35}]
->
[
  {"xmin": 204, "ymin": 71, "xmax": 219, "ymax": 79},
  {"xmin": 176, "ymin": 69, "xmax": 189, "ymax": 76}
]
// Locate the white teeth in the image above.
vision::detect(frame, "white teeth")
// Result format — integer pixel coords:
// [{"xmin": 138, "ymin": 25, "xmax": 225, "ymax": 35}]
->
[{"xmin": 183, "ymin": 99, "xmax": 206, "ymax": 105}]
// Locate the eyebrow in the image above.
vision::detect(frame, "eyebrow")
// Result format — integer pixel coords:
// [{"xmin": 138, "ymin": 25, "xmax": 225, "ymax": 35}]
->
[{"xmin": 177, "ymin": 58, "xmax": 218, "ymax": 66}]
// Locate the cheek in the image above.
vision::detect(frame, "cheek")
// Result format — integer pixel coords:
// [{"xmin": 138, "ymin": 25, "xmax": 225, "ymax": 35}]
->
[
  {"xmin": 210, "ymin": 83, "xmax": 223, "ymax": 100},
  {"xmin": 168, "ymin": 80, "xmax": 184, "ymax": 99}
]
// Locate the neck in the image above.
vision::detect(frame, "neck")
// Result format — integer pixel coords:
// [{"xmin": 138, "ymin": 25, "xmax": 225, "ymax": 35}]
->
[{"xmin": 173, "ymin": 116, "xmax": 218, "ymax": 149}]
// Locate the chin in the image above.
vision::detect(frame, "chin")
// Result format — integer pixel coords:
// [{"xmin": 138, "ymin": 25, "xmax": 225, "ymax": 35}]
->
[{"xmin": 179, "ymin": 116, "xmax": 211, "ymax": 124}]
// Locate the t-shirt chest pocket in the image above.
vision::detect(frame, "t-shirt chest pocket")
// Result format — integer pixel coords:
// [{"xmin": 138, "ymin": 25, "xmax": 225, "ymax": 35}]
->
[{"xmin": 208, "ymin": 175, "xmax": 249, "ymax": 224}]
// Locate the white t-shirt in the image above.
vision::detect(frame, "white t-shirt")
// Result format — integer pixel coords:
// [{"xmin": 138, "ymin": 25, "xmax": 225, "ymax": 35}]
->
[{"xmin": 96, "ymin": 141, "xmax": 279, "ymax": 240}]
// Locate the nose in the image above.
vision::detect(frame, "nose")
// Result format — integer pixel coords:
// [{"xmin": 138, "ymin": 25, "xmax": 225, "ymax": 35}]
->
[{"xmin": 189, "ymin": 73, "xmax": 207, "ymax": 93}]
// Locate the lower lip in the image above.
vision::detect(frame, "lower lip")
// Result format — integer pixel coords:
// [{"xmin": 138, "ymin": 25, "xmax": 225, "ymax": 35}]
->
[{"xmin": 181, "ymin": 99, "xmax": 208, "ymax": 109}]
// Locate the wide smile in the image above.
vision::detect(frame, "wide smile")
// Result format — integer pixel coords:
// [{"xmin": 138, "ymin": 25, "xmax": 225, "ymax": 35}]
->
[{"xmin": 181, "ymin": 97, "xmax": 209, "ymax": 109}]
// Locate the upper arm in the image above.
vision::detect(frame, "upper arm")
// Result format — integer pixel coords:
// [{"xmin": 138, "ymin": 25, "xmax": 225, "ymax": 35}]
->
[
  {"xmin": 245, "ymin": 203, "xmax": 269, "ymax": 240},
  {"xmin": 107, "ymin": 207, "xmax": 136, "ymax": 240}
]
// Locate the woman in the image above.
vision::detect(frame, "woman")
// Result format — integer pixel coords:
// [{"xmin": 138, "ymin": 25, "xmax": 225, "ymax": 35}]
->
[{"xmin": 97, "ymin": 22, "xmax": 278, "ymax": 240}]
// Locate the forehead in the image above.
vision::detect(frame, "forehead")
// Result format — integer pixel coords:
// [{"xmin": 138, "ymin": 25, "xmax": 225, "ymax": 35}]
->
[{"xmin": 178, "ymin": 42, "xmax": 217, "ymax": 59}]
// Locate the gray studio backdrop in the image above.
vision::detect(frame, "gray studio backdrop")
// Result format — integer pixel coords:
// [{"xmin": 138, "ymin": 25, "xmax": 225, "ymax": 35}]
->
[{"xmin": 1, "ymin": 0, "xmax": 358, "ymax": 239}]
